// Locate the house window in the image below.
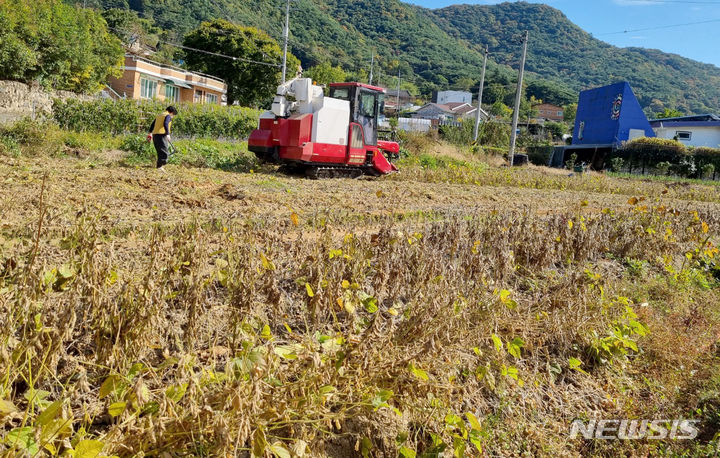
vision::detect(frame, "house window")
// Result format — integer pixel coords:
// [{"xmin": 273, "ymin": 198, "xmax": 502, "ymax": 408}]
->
[
  {"xmin": 194, "ymin": 90, "xmax": 203, "ymax": 103},
  {"xmin": 676, "ymin": 131, "xmax": 692, "ymax": 141},
  {"xmin": 140, "ymin": 78, "xmax": 157, "ymax": 99},
  {"xmin": 165, "ymin": 84, "xmax": 180, "ymax": 102},
  {"xmin": 557, "ymin": 111, "xmax": 563, "ymax": 117},
  {"xmin": 205, "ymin": 93, "xmax": 218, "ymax": 104}
]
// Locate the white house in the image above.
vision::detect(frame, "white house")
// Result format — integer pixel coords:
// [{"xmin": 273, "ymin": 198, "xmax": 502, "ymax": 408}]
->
[
  {"xmin": 432, "ymin": 90, "xmax": 473, "ymax": 105},
  {"xmin": 412, "ymin": 102, "xmax": 486, "ymax": 122},
  {"xmin": 649, "ymin": 114, "xmax": 720, "ymax": 148}
]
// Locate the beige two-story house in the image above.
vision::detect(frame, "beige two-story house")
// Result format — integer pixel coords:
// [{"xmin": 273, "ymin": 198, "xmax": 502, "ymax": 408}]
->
[{"xmin": 109, "ymin": 54, "xmax": 227, "ymax": 105}]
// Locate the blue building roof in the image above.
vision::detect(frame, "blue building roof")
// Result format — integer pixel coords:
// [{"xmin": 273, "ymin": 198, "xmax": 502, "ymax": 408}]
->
[{"xmin": 572, "ymin": 82, "xmax": 655, "ymax": 146}]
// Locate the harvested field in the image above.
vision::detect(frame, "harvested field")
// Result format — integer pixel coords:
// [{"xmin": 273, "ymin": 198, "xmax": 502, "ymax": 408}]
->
[{"xmin": 1, "ymin": 149, "xmax": 719, "ymax": 457}]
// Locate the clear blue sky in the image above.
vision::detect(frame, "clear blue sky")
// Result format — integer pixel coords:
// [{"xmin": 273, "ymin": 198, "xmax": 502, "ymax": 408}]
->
[{"xmin": 405, "ymin": 0, "xmax": 720, "ymax": 68}]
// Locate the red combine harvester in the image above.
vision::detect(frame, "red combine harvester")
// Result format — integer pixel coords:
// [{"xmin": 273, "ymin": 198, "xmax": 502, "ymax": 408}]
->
[{"xmin": 248, "ymin": 78, "xmax": 400, "ymax": 178}]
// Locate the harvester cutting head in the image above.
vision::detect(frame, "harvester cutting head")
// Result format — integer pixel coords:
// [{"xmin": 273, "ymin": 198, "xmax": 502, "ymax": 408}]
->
[{"xmin": 249, "ymin": 78, "xmax": 399, "ymax": 178}]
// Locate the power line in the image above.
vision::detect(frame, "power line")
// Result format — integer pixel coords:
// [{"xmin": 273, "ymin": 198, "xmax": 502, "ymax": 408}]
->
[
  {"xmin": 107, "ymin": 26, "xmax": 282, "ymax": 68},
  {"xmin": 158, "ymin": 39, "xmax": 282, "ymax": 68},
  {"xmin": 597, "ymin": 18, "xmax": 720, "ymax": 35}
]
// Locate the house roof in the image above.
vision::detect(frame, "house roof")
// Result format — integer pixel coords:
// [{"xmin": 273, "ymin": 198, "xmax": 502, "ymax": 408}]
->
[
  {"xmin": 126, "ymin": 53, "xmax": 225, "ymax": 86},
  {"xmin": 416, "ymin": 102, "xmax": 488, "ymax": 117},
  {"xmin": 386, "ymin": 89, "xmax": 412, "ymax": 98},
  {"xmin": 649, "ymin": 114, "xmax": 720, "ymax": 128},
  {"xmin": 446, "ymin": 102, "xmax": 476, "ymax": 115},
  {"xmin": 652, "ymin": 114, "xmax": 720, "ymax": 123}
]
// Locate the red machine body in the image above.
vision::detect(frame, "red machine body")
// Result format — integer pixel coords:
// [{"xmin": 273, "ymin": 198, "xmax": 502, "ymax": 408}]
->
[{"xmin": 249, "ymin": 80, "xmax": 399, "ymax": 177}]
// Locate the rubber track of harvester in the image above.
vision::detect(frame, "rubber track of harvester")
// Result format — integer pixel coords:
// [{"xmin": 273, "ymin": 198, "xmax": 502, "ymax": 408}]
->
[{"xmin": 305, "ymin": 166, "xmax": 365, "ymax": 179}]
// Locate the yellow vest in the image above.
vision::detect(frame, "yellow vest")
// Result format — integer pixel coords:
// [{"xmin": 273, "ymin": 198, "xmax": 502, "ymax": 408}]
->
[{"xmin": 152, "ymin": 112, "xmax": 172, "ymax": 135}]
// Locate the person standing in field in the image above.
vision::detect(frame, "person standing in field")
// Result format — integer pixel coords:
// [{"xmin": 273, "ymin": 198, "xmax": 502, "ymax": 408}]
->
[{"xmin": 146, "ymin": 106, "xmax": 178, "ymax": 170}]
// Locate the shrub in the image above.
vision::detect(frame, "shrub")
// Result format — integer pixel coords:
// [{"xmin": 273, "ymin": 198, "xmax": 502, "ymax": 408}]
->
[
  {"xmin": 701, "ymin": 163, "xmax": 715, "ymax": 180},
  {"xmin": 52, "ymin": 98, "xmax": 140, "ymax": 134},
  {"xmin": 53, "ymin": 98, "xmax": 261, "ymax": 139},
  {"xmin": 477, "ymin": 119, "xmax": 510, "ymax": 148},
  {"xmin": 397, "ymin": 130, "xmax": 436, "ymax": 155},
  {"xmin": 119, "ymin": 135, "xmax": 257, "ymax": 171},
  {"xmin": 565, "ymin": 152, "xmax": 577, "ymax": 170},
  {"xmin": 0, "ymin": 137, "xmax": 20, "ymax": 157},
  {"xmin": 119, "ymin": 135, "xmax": 156, "ymax": 165},
  {"xmin": 544, "ymin": 121, "xmax": 567, "ymax": 139},
  {"xmin": 615, "ymin": 138, "xmax": 720, "ymax": 178},
  {"xmin": 439, "ymin": 120, "xmax": 473, "ymax": 146},
  {"xmin": 672, "ymin": 157, "xmax": 696, "ymax": 178},
  {"xmin": 0, "ymin": 118, "xmax": 65, "ymax": 156},
  {"xmin": 656, "ymin": 161, "xmax": 671, "ymax": 176},
  {"xmin": 169, "ymin": 139, "xmax": 257, "ymax": 171},
  {"xmin": 610, "ymin": 157, "xmax": 624, "ymax": 172},
  {"xmin": 694, "ymin": 147, "xmax": 720, "ymax": 178}
]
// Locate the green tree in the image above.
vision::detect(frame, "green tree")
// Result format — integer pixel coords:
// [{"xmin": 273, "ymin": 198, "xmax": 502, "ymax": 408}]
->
[
  {"xmin": 304, "ymin": 62, "xmax": 346, "ymax": 86},
  {"xmin": 563, "ymin": 103, "xmax": 577, "ymax": 123},
  {"xmin": 453, "ymin": 76, "xmax": 475, "ymax": 92},
  {"xmin": 183, "ymin": 20, "xmax": 300, "ymax": 106},
  {"xmin": 544, "ymin": 121, "xmax": 567, "ymax": 139},
  {"xmin": 526, "ymin": 80, "xmax": 576, "ymax": 106},
  {"xmin": 0, "ymin": 0, "xmax": 123, "ymax": 93},
  {"xmin": 519, "ymin": 96, "xmax": 541, "ymax": 123},
  {"xmin": 655, "ymin": 107, "xmax": 684, "ymax": 119},
  {"xmin": 484, "ymin": 83, "xmax": 510, "ymax": 105},
  {"xmin": 346, "ymin": 68, "xmax": 369, "ymax": 84},
  {"xmin": 490, "ymin": 100, "xmax": 512, "ymax": 118}
]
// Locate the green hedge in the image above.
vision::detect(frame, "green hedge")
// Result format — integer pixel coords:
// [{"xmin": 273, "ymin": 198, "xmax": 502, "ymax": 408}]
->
[
  {"xmin": 52, "ymin": 98, "xmax": 261, "ymax": 139},
  {"xmin": 612, "ymin": 137, "xmax": 720, "ymax": 179}
]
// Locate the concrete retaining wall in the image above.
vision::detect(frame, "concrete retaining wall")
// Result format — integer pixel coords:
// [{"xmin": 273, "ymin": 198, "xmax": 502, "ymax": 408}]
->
[{"xmin": 0, "ymin": 80, "xmax": 96, "ymax": 124}]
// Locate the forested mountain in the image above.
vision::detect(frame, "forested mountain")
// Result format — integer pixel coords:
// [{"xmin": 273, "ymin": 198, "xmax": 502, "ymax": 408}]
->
[
  {"xmin": 76, "ymin": 0, "xmax": 720, "ymax": 113},
  {"xmin": 428, "ymin": 2, "xmax": 720, "ymax": 113}
]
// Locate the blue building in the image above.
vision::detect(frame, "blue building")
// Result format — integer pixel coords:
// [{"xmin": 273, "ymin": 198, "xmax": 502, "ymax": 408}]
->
[
  {"xmin": 553, "ymin": 82, "xmax": 655, "ymax": 169},
  {"xmin": 573, "ymin": 82, "xmax": 655, "ymax": 146}
]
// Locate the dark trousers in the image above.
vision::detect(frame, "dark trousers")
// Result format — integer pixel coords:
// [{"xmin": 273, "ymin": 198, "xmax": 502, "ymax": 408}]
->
[{"xmin": 153, "ymin": 134, "xmax": 169, "ymax": 168}]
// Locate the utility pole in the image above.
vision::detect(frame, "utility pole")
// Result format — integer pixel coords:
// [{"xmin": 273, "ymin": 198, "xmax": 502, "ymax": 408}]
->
[
  {"xmin": 281, "ymin": 0, "xmax": 291, "ymax": 84},
  {"xmin": 369, "ymin": 52, "xmax": 375, "ymax": 85},
  {"xmin": 509, "ymin": 31, "xmax": 529, "ymax": 167},
  {"xmin": 396, "ymin": 67, "xmax": 401, "ymax": 117},
  {"xmin": 473, "ymin": 46, "xmax": 489, "ymax": 143}
]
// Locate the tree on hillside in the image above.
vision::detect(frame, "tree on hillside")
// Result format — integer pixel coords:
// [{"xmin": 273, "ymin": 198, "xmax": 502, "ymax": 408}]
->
[
  {"xmin": 526, "ymin": 80, "xmax": 576, "ymax": 106},
  {"xmin": 304, "ymin": 62, "xmax": 346, "ymax": 86},
  {"xmin": 184, "ymin": 20, "xmax": 300, "ymax": 106},
  {"xmin": 484, "ymin": 83, "xmax": 510, "ymax": 106},
  {"xmin": 0, "ymin": 0, "xmax": 123, "ymax": 93},
  {"xmin": 655, "ymin": 107, "xmax": 684, "ymax": 119},
  {"xmin": 346, "ymin": 68, "xmax": 369, "ymax": 85},
  {"xmin": 453, "ymin": 76, "xmax": 475, "ymax": 92},
  {"xmin": 102, "ymin": 9, "xmax": 178, "ymax": 64}
]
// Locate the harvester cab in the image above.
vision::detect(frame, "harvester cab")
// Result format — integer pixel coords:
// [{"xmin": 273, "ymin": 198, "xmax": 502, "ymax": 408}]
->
[
  {"xmin": 248, "ymin": 78, "xmax": 400, "ymax": 178},
  {"xmin": 328, "ymin": 83, "xmax": 381, "ymax": 147}
]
